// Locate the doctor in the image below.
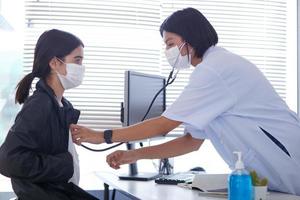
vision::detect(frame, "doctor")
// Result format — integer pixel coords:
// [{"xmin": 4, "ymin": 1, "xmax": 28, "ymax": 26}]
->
[{"xmin": 71, "ymin": 7, "xmax": 300, "ymax": 195}]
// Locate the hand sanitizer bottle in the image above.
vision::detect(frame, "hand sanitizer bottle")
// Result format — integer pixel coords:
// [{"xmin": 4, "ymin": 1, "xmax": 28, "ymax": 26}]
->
[{"xmin": 228, "ymin": 151, "xmax": 252, "ymax": 200}]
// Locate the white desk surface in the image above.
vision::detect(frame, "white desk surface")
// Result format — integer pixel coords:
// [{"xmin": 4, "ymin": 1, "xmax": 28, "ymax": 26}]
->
[{"xmin": 94, "ymin": 172, "xmax": 300, "ymax": 200}]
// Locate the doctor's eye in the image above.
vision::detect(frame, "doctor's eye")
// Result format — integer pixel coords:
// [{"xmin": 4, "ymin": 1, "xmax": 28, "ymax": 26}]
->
[
  {"xmin": 75, "ymin": 58, "xmax": 83, "ymax": 64},
  {"xmin": 166, "ymin": 43, "xmax": 174, "ymax": 49}
]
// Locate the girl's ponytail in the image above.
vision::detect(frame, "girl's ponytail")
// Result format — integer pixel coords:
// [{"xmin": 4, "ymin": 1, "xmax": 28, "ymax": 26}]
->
[{"xmin": 15, "ymin": 72, "xmax": 35, "ymax": 104}]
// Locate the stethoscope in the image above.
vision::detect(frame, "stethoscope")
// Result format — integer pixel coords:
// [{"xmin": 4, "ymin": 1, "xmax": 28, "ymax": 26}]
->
[
  {"xmin": 80, "ymin": 43, "xmax": 187, "ymax": 152},
  {"xmin": 80, "ymin": 68, "xmax": 179, "ymax": 152}
]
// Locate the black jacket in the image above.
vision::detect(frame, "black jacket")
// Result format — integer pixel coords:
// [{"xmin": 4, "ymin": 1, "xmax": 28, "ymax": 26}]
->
[{"xmin": 0, "ymin": 80, "xmax": 98, "ymax": 200}]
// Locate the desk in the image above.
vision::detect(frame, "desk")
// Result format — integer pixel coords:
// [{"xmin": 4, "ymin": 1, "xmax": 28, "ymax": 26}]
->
[{"xmin": 94, "ymin": 172, "xmax": 300, "ymax": 200}]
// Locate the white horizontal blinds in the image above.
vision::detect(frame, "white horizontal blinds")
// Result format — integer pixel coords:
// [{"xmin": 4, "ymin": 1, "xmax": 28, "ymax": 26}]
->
[
  {"xmin": 25, "ymin": 0, "xmax": 160, "ymax": 29},
  {"xmin": 24, "ymin": 0, "xmax": 161, "ymax": 130},
  {"xmin": 160, "ymin": 0, "xmax": 287, "ymax": 134}
]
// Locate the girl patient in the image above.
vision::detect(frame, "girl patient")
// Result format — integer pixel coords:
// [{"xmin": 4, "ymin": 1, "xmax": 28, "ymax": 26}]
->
[{"xmin": 0, "ymin": 29, "xmax": 98, "ymax": 200}]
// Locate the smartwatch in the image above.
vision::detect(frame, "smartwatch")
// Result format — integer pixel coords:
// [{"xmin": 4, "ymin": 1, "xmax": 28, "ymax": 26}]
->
[{"xmin": 104, "ymin": 129, "xmax": 113, "ymax": 144}]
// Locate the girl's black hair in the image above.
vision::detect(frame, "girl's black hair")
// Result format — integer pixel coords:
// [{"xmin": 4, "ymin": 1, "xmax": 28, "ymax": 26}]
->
[
  {"xmin": 15, "ymin": 29, "xmax": 84, "ymax": 104},
  {"xmin": 160, "ymin": 7, "xmax": 218, "ymax": 58}
]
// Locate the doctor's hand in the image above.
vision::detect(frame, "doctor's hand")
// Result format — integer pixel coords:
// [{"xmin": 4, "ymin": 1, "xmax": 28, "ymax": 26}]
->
[
  {"xmin": 106, "ymin": 150, "xmax": 138, "ymax": 169},
  {"xmin": 70, "ymin": 124, "xmax": 104, "ymax": 145}
]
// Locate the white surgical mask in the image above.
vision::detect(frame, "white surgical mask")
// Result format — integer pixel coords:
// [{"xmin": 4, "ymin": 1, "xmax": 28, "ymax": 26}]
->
[
  {"xmin": 56, "ymin": 59, "xmax": 85, "ymax": 90},
  {"xmin": 165, "ymin": 43, "xmax": 191, "ymax": 70}
]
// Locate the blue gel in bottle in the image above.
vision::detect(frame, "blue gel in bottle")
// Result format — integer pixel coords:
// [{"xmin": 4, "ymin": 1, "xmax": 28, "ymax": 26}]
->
[{"xmin": 228, "ymin": 152, "xmax": 252, "ymax": 200}]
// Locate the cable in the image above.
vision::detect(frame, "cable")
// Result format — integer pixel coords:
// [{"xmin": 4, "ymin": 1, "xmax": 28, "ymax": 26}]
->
[
  {"xmin": 80, "ymin": 69, "xmax": 178, "ymax": 152},
  {"xmin": 81, "ymin": 142, "xmax": 123, "ymax": 152},
  {"xmin": 141, "ymin": 68, "xmax": 177, "ymax": 123},
  {"xmin": 138, "ymin": 68, "xmax": 177, "ymax": 147}
]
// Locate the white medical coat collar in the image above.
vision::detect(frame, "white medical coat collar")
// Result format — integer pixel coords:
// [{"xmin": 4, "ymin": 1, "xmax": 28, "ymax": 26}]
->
[{"xmin": 202, "ymin": 45, "xmax": 224, "ymax": 60}]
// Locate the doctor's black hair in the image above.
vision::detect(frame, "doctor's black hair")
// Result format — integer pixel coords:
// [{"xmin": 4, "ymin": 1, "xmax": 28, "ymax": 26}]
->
[
  {"xmin": 15, "ymin": 29, "xmax": 84, "ymax": 104},
  {"xmin": 160, "ymin": 7, "xmax": 218, "ymax": 58}
]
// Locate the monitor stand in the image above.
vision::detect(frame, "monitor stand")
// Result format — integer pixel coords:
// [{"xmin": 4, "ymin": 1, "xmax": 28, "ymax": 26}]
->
[{"xmin": 118, "ymin": 143, "xmax": 160, "ymax": 181}]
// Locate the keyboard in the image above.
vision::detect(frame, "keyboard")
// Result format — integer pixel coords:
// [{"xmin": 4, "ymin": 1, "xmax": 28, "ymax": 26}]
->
[{"xmin": 154, "ymin": 172, "xmax": 195, "ymax": 185}]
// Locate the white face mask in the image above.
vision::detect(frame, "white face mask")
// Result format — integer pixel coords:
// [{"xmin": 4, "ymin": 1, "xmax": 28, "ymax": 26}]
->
[
  {"xmin": 165, "ymin": 43, "xmax": 191, "ymax": 70},
  {"xmin": 56, "ymin": 60, "xmax": 85, "ymax": 90}
]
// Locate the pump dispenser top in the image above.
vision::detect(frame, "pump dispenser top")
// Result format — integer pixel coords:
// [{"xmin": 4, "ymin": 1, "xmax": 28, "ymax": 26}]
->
[{"xmin": 233, "ymin": 151, "xmax": 244, "ymax": 170}]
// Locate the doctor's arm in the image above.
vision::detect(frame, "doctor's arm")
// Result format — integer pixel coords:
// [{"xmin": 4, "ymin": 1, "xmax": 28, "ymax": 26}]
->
[
  {"xmin": 106, "ymin": 134, "xmax": 204, "ymax": 169},
  {"xmin": 71, "ymin": 116, "xmax": 181, "ymax": 144}
]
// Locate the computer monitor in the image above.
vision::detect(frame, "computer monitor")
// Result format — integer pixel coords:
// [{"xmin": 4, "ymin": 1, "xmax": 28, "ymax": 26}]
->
[{"xmin": 119, "ymin": 70, "xmax": 166, "ymax": 181}]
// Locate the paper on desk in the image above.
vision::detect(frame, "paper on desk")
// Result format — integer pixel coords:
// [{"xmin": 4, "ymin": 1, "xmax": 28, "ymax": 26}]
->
[
  {"xmin": 197, "ymin": 191, "xmax": 227, "ymax": 199},
  {"xmin": 177, "ymin": 173, "xmax": 228, "ymax": 198},
  {"xmin": 191, "ymin": 174, "xmax": 228, "ymax": 193}
]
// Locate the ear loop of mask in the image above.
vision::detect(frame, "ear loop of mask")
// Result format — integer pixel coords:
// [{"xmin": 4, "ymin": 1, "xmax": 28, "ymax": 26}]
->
[
  {"xmin": 56, "ymin": 57, "xmax": 65, "ymax": 64},
  {"xmin": 179, "ymin": 42, "xmax": 192, "ymax": 62},
  {"xmin": 54, "ymin": 57, "xmax": 73, "ymax": 80},
  {"xmin": 50, "ymin": 57, "xmax": 65, "ymax": 75},
  {"xmin": 186, "ymin": 45, "xmax": 192, "ymax": 63}
]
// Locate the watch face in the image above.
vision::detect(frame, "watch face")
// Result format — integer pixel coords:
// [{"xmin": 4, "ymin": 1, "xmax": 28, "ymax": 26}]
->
[{"xmin": 104, "ymin": 129, "xmax": 113, "ymax": 144}]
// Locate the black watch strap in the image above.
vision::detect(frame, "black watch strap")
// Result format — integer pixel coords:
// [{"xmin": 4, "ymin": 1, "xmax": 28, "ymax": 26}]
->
[{"xmin": 104, "ymin": 129, "xmax": 113, "ymax": 144}]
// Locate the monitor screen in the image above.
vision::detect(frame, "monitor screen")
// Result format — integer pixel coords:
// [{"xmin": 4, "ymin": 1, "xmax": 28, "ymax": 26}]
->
[
  {"xmin": 119, "ymin": 70, "xmax": 166, "ymax": 180},
  {"xmin": 123, "ymin": 70, "xmax": 166, "ymax": 127}
]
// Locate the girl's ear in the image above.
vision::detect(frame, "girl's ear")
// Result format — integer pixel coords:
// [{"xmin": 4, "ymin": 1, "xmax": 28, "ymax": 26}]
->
[{"xmin": 49, "ymin": 57, "xmax": 59, "ymax": 71}]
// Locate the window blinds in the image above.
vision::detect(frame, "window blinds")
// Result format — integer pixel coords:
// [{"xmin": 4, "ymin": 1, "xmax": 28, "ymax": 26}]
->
[{"xmin": 24, "ymin": 0, "xmax": 288, "ymax": 133}]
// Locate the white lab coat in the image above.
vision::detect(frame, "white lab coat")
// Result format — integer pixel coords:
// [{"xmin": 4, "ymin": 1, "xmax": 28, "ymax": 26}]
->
[{"xmin": 163, "ymin": 46, "xmax": 300, "ymax": 195}]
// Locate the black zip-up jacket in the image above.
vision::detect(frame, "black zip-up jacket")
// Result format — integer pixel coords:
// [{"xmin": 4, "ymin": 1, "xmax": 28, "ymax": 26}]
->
[{"xmin": 0, "ymin": 80, "xmax": 98, "ymax": 200}]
